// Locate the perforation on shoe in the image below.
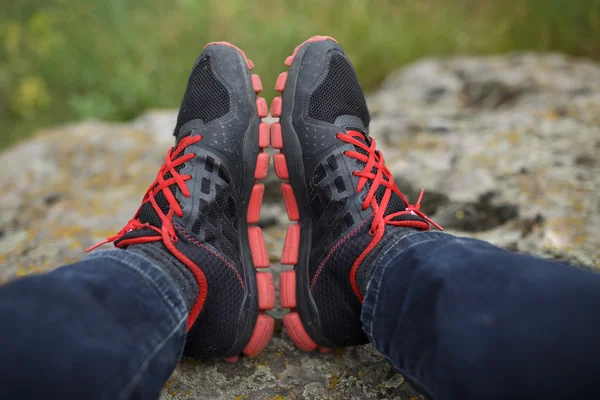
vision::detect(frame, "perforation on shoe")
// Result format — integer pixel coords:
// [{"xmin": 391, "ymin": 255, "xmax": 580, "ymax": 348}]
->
[{"xmin": 307, "ymin": 151, "xmax": 356, "ymax": 265}]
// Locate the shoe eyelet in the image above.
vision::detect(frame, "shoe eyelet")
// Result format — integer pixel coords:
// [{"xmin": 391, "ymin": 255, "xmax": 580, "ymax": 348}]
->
[
  {"xmin": 369, "ymin": 229, "xmax": 376, "ymax": 236},
  {"xmin": 170, "ymin": 235, "xmax": 179, "ymax": 243}
]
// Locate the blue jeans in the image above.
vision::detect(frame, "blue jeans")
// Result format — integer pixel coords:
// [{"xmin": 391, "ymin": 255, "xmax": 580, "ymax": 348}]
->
[
  {"xmin": 0, "ymin": 250, "xmax": 187, "ymax": 400},
  {"xmin": 362, "ymin": 232, "xmax": 600, "ymax": 399},
  {"xmin": 1, "ymin": 234, "xmax": 599, "ymax": 399}
]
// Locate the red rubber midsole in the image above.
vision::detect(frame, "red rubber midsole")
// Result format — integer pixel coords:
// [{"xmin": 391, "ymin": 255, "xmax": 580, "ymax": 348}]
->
[{"xmin": 271, "ymin": 36, "xmax": 339, "ymax": 354}]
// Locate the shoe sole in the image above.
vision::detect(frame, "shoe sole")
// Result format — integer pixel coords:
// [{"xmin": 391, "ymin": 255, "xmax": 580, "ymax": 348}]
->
[
  {"xmin": 270, "ymin": 36, "xmax": 341, "ymax": 353},
  {"xmin": 204, "ymin": 42, "xmax": 275, "ymax": 362}
]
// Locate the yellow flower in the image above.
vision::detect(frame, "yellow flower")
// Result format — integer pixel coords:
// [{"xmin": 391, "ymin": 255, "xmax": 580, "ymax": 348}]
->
[
  {"xmin": 11, "ymin": 76, "xmax": 51, "ymax": 119},
  {"xmin": 27, "ymin": 12, "xmax": 57, "ymax": 57}
]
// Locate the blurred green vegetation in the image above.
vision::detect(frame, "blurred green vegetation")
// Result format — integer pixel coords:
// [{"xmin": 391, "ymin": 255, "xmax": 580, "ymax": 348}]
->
[{"xmin": 1, "ymin": 0, "xmax": 599, "ymax": 149}]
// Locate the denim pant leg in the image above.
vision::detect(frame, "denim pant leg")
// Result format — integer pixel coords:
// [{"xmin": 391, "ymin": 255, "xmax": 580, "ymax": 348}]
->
[
  {"xmin": 0, "ymin": 250, "xmax": 187, "ymax": 400},
  {"xmin": 362, "ymin": 232, "xmax": 600, "ymax": 400}
]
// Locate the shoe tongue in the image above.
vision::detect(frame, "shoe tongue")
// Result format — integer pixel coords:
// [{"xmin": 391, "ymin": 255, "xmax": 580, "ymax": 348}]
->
[
  {"xmin": 348, "ymin": 130, "xmax": 408, "ymax": 216},
  {"xmin": 137, "ymin": 197, "xmax": 169, "ymax": 229},
  {"xmin": 137, "ymin": 133, "xmax": 191, "ymax": 228}
]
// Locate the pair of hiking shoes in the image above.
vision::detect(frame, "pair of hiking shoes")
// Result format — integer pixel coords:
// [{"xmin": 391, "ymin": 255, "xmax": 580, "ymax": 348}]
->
[{"xmin": 92, "ymin": 36, "xmax": 439, "ymax": 361}]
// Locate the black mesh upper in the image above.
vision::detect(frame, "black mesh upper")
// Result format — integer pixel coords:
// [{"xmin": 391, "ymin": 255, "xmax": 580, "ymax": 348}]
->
[
  {"xmin": 174, "ymin": 224, "xmax": 246, "ymax": 359},
  {"xmin": 138, "ymin": 143, "xmax": 188, "ymax": 229},
  {"xmin": 307, "ymin": 135, "xmax": 426, "ymax": 270},
  {"xmin": 307, "ymin": 151, "xmax": 359, "ymax": 266},
  {"xmin": 308, "ymin": 53, "xmax": 370, "ymax": 128},
  {"xmin": 129, "ymin": 132, "xmax": 241, "ymax": 264},
  {"xmin": 303, "ymin": 49, "xmax": 421, "ymax": 268},
  {"xmin": 310, "ymin": 217, "xmax": 373, "ymax": 346},
  {"xmin": 187, "ymin": 154, "xmax": 241, "ymax": 265},
  {"xmin": 174, "ymin": 55, "xmax": 230, "ymax": 136}
]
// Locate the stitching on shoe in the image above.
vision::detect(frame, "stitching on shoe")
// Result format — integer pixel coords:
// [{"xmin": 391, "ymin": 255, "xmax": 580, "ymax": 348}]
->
[
  {"xmin": 310, "ymin": 216, "xmax": 372, "ymax": 292},
  {"xmin": 174, "ymin": 224, "xmax": 246, "ymax": 291}
]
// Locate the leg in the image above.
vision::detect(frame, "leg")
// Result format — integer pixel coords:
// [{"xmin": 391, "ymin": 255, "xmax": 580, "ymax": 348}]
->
[
  {"xmin": 0, "ymin": 250, "xmax": 186, "ymax": 399},
  {"xmin": 362, "ymin": 232, "xmax": 600, "ymax": 400}
]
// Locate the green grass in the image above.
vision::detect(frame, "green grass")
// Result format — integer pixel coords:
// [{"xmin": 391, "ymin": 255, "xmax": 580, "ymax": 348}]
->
[{"xmin": 1, "ymin": 0, "xmax": 599, "ymax": 149}]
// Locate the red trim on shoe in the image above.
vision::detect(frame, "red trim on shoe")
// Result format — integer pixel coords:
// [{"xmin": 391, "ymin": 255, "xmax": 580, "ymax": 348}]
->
[
  {"xmin": 204, "ymin": 41, "xmax": 255, "ymax": 70},
  {"xmin": 164, "ymin": 222, "xmax": 209, "ymax": 330},
  {"xmin": 174, "ymin": 224, "xmax": 246, "ymax": 291},
  {"xmin": 284, "ymin": 35, "xmax": 339, "ymax": 66},
  {"xmin": 337, "ymin": 130, "xmax": 443, "ymax": 302},
  {"xmin": 310, "ymin": 218, "xmax": 371, "ymax": 292}
]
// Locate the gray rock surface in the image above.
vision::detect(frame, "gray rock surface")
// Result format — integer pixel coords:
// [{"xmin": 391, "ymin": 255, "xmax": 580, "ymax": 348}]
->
[{"xmin": 1, "ymin": 53, "xmax": 599, "ymax": 399}]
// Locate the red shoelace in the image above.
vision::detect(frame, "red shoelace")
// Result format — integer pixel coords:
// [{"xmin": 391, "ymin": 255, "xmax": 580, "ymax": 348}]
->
[
  {"xmin": 86, "ymin": 134, "xmax": 203, "ymax": 252},
  {"xmin": 337, "ymin": 130, "xmax": 442, "ymax": 302},
  {"xmin": 87, "ymin": 134, "xmax": 208, "ymax": 330}
]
